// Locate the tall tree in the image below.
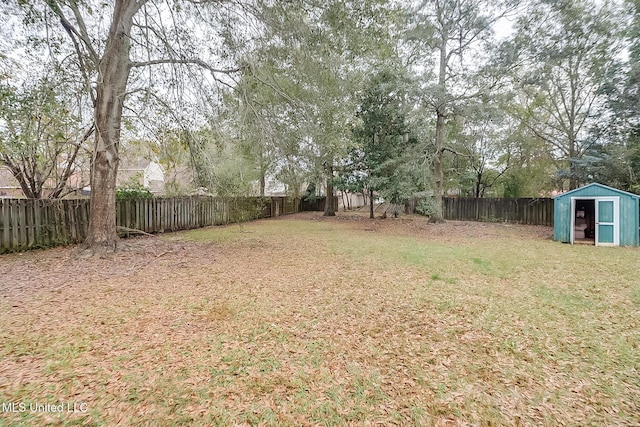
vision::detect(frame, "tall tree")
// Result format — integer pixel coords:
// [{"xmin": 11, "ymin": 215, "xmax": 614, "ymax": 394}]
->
[
  {"xmin": 228, "ymin": 63, "xmax": 304, "ymax": 197},
  {"xmin": 353, "ymin": 69, "xmax": 416, "ymax": 218},
  {"xmin": 409, "ymin": 0, "xmax": 514, "ymax": 221},
  {"xmin": 507, "ymin": 0, "xmax": 623, "ymax": 190},
  {"xmin": 577, "ymin": 0, "xmax": 640, "ymax": 193},
  {"xmin": 17, "ymin": 1, "xmax": 243, "ymax": 251},
  {"xmin": 252, "ymin": 0, "xmax": 403, "ymax": 216}
]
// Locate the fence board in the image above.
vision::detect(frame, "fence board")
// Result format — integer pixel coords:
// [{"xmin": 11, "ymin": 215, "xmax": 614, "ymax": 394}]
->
[
  {"xmin": 1, "ymin": 202, "xmax": 7, "ymax": 247},
  {"xmin": 11, "ymin": 202, "xmax": 18, "ymax": 247}
]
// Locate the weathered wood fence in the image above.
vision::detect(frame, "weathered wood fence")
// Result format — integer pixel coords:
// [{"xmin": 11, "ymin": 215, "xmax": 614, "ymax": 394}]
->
[
  {"xmin": 0, "ymin": 196, "xmax": 308, "ymax": 254},
  {"xmin": 1, "ymin": 196, "xmax": 543, "ymax": 253},
  {"xmin": 441, "ymin": 197, "xmax": 554, "ymax": 226},
  {"xmin": 301, "ymin": 196, "xmax": 338, "ymax": 212}
]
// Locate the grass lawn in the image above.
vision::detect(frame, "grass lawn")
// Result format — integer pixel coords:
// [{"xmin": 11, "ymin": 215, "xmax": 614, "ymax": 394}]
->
[{"xmin": 1, "ymin": 212, "xmax": 639, "ymax": 426}]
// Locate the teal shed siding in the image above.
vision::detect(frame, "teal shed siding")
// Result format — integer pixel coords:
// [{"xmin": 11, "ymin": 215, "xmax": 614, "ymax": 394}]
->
[{"xmin": 553, "ymin": 183, "xmax": 639, "ymax": 246}]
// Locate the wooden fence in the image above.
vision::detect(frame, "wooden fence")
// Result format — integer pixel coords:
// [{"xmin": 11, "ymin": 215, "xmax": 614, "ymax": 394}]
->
[
  {"xmin": 441, "ymin": 197, "xmax": 554, "ymax": 226},
  {"xmin": 301, "ymin": 196, "xmax": 338, "ymax": 212},
  {"xmin": 1, "ymin": 195, "xmax": 550, "ymax": 253},
  {"xmin": 0, "ymin": 196, "xmax": 303, "ymax": 254}
]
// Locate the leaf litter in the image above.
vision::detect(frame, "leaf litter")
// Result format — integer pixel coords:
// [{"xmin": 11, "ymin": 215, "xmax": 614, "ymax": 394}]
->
[{"xmin": 0, "ymin": 212, "xmax": 638, "ymax": 426}]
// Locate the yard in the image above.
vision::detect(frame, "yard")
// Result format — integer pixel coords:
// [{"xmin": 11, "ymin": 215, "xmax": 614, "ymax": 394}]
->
[{"xmin": 1, "ymin": 212, "xmax": 639, "ymax": 426}]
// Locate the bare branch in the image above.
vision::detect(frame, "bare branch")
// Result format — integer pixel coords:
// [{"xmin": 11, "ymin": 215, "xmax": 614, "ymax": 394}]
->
[
  {"xmin": 49, "ymin": 125, "xmax": 94, "ymax": 199},
  {"xmin": 130, "ymin": 58, "xmax": 241, "ymax": 75},
  {"xmin": 46, "ymin": 0, "xmax": 100, "ymax": 65},
  {"xmin": 443, "ymin": 146, "xmax": 472, "ymax": 157}
]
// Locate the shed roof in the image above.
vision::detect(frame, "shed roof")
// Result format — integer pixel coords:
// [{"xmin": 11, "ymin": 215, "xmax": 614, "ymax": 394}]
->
[{"xmin": 553, "ymin": 183, "xmax": 640, "ymax": 200}]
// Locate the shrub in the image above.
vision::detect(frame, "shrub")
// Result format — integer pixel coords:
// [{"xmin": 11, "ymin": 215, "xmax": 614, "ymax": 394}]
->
[
  {"xmin": 415, "ymin": 198, "xmax": 439, "ymax": 217},
  {"xmin": 116, "ymin": 182, "xmax": 153, "ymax": 200}
]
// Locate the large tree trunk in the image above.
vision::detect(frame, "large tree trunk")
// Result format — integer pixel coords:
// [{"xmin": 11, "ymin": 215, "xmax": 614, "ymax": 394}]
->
[
  {"xmin": 430, "ymin": 111, "xmax": 446, "ymax": 223},
  {"xmin": 85, "ymin": 1, "xmax": 138, "ymax": 252},
  {"xmin": 429, "ymin": 29, "xmax": 448, "ymax": 224},
  {"xmin": 323, "ymin": 162, "xmax": 335, "ymax": 216}
]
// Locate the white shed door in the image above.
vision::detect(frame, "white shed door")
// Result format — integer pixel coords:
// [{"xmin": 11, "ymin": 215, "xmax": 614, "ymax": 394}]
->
[{"xmin": 595, "ymin": 198, "xmax": 619, "ymax": 246}]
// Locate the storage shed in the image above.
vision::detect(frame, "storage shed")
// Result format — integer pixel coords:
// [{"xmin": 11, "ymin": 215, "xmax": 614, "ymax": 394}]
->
[{"xmin": 553, "ymin": 183, "xmax": 639, "ymax": 246}]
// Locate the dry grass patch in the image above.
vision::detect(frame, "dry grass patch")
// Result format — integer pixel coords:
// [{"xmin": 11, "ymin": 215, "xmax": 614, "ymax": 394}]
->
[{"xmin": 1, "ymin": 212, "xmax": 639, "ymax": 426}]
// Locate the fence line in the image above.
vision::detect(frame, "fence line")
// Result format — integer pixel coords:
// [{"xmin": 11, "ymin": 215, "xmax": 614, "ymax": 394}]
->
[
  {"xmin": 2, "ymin": 195, "xmax": 543, "ymax": 253},
  {"xmin": 441, "ymin": 197, "xmax": 554, "ymax": 226},
  {"xmin": 301, "ymin": 196, "xmax": 338, "ymax": 212},
  {"xmin": 0, "ymin": 196, "xmax": 311, "ymax": 254}
]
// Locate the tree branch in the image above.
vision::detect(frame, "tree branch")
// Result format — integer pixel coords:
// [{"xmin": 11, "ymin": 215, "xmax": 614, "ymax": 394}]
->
[
  {"xmin": 46, "ymin": 0, "xmax": 100, "ymax": 64},
  {"xmin": 49, "ymin": 125, "xmax": 94, "ymax": 199},
  {"xmin": 443, "ymin": 146, "xmax": 472, "ymax": 157},
  {"xmin": 130, "ymin": 58, "xmax": 241, "ymax": 75}
]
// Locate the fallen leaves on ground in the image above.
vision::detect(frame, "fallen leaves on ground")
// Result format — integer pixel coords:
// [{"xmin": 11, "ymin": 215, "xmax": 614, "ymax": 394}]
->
[{"xmin": 0, "ymin": 213, "xmax": 638, "ymax": 426}]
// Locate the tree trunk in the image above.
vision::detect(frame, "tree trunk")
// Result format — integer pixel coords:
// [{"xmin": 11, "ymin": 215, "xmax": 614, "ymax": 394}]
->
[
  {"xmin": 323, "ymin": 162, "xmax": 335, "ymax": 216},
  {"xmin": 9, "ymin": 166, "xmax": 39, "ymax": 199},
  {"xmin": 84, "ymin": 1, "xmax": 138, "ymax": 252},
  {"xmin": 568, "ymin": 141, "xmax": 578, "ymax": 190},
  {"xmin": 429, "ymin": 31, "xmax": 448, "ymax": 224},
  {"xmin": 429, "ymin": 112, "xmax": 446, "ymax": 223},
  {"xmin": 369, "ymin": 189, "xmax": 374, "ymax": 219},
  {"xmin": 259, "ymin": 172, "xmax": 265, "ymax": 197}
]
